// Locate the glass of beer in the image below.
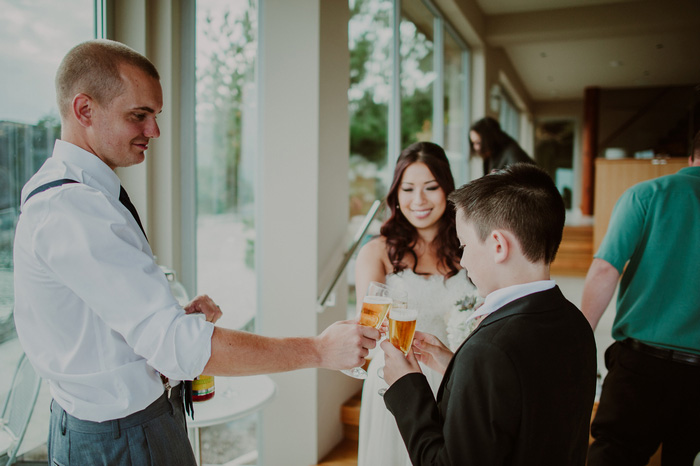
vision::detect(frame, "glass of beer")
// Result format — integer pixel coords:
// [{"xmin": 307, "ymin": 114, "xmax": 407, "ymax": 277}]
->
[
  {"xmin": 378, "ymin": 307, "xmax": 418, "ymax": 396},
  {"xmin": 389, "ymin": 308, "xmax": 418, "ymax": 355},
  {"xmin": 341, "ymin": 282, "xmax": 393, "ymax": 379}
]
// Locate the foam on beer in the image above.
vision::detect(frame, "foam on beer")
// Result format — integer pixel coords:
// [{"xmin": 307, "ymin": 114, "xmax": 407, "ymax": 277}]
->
[
  {"xmin": 390, "ymin": 308, "xmax": 417, "ymax": 321},
  {"xmin": 364, "ymin": 295, "xmax": 392, "ymax": 305}
]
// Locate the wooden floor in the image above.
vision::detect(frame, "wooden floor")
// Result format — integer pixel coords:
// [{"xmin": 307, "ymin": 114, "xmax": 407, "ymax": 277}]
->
[
  {"xmin": 313, "ymin": 395, "xmax": 664, "ymax": 466},
  {"xmin": 315, "ymin": 438, "xmax": 358, "ymax": 466}
]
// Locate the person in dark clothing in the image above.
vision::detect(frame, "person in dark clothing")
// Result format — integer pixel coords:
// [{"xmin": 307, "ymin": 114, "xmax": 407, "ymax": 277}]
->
[
  {"xmin": 469, "ymin": 116, "xmax": 535, "ymax": 174},
  {"xmin": 379, "ymin": 163, "xmax": 597, "ymax": 466}
]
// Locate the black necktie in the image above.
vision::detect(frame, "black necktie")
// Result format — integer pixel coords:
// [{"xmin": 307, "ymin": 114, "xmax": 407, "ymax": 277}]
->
[
  {"xmin": 119, "ymin": 185, "xmax": 194, "ymax": 419},
  {"xmin": 119, "ymin": 186, "xmax": 147, "ymax": 240}
]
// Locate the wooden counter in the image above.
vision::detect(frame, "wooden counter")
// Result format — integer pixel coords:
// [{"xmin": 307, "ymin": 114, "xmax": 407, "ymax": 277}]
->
[{"xmin": 593, "ymin": 157, "xmax": 688, "ymax": 252}]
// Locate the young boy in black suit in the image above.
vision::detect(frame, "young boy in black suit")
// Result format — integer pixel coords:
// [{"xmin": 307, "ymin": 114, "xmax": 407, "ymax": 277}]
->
[{"xmin": 380, "ymin": 163, "xmax": 597, "ymax": 465}]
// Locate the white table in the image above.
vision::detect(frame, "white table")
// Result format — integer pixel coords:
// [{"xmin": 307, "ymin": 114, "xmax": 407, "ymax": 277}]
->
[{"xmin": 186, "ymin": 375, "xmax": 276, "ymax": 465}]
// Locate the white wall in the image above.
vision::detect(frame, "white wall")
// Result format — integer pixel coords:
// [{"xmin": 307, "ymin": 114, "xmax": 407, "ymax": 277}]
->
[{"xmin": 257, "ymin": 0, "xmax": 357, "ymax": 463}]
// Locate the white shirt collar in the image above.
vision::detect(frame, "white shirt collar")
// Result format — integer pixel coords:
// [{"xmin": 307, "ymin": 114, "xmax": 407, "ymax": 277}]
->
[
  {"xmin": 51, "ymin": 139, "xmax": 121, "ymax": 199},
  {"xmin": 470, "ymin": 280, "xmax": 556, "ymax": 321}
]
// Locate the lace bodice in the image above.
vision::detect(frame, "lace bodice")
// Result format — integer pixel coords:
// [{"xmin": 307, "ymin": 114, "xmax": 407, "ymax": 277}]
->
[{"xmin": 385, "ymin": 268, "xmax": 473, "ymax": 344}]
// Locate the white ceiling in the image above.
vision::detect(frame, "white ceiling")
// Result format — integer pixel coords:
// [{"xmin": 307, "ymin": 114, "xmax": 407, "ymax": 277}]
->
[{"xmin": 474, "ymin": 0, "xmax": 700, "ymax": 102}]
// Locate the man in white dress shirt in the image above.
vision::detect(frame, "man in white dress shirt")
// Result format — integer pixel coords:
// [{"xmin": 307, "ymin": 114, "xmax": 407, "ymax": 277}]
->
[{"xmin": 13, "ymin": 39, "xmax": 378, "ymax": 465}]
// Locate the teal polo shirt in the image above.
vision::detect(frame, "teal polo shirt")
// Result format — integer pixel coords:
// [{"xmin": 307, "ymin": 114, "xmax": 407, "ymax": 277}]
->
[{"xmin": 596, "ymin": 166, "xmax": 700, "ymax": 354}]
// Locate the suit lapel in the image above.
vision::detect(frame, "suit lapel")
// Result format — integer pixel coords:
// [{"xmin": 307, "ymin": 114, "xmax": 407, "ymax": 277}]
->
[{"xmin": 436, "ymin": 286, "xmax": 566, "ymax": 403}]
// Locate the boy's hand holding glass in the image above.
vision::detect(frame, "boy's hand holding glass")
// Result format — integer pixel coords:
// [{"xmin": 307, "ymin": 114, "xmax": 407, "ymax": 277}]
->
[{"xmin": 378, "ymin": 308, "xmax": 418, "ymax": 395}]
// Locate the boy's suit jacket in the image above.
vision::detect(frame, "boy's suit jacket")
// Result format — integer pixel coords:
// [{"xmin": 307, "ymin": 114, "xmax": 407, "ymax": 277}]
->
[{"xmin": 384, "ymin": 285, "xmax": 597, "ymax": 466}]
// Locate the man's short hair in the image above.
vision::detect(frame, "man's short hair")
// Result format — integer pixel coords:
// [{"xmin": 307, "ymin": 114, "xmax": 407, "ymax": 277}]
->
[
  {"xmin": 55, "ymin": 39, "xmax": 160, "ymax": 119},
  {"xmin": 448, "ymin": 163, "xmax": 565, "ymax": 265},
  {"xmin": 693, "ymin": 129, "xmax": 700, "ymax": 162}
]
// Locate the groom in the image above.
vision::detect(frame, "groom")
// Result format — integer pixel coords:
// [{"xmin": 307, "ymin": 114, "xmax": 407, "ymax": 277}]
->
[{"xmin": 380, "ymin": 164, "xmax": 597, "ymax": 465}]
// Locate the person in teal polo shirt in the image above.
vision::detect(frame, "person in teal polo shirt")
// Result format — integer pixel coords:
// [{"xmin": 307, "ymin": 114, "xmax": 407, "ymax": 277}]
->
[{"xmin": 582, "ymin": 129, "xmax": 700, "ymax": 466}]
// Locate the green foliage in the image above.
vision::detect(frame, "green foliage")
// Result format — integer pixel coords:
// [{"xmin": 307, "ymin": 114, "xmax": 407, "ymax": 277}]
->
[
  {"xmin": 401, "ymin": 87, "xmax": 432, "ymax": 147},
  {"xmin": 350, "ymin": 93, "xmax": 388, "ymax": 165},
  {"xmin": 197, "ymin": 1, "xmax": 256, "ymax": 216}
]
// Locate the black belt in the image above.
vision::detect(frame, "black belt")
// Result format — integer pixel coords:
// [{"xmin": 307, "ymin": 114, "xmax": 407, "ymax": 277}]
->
[
  {"xmin": 51, "ymin": 383, "xmax": 183, "ymax": 436},
  {"xmin": 622, "ymin": 338, "xmax": 700, "ymax": 367}
]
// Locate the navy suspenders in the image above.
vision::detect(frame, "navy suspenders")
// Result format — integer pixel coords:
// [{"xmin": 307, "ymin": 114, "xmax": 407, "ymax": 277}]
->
[{"xmin": 24, "ymin": 179, "xmax": 79, "ymax": 203}]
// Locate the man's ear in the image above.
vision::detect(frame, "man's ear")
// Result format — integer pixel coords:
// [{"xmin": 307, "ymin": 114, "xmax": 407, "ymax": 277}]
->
[
  {"xmin": 491, "ymin": 230, "xmax": 510, "ymax": 264},
  {"xmin": 72, "ymin": 93, "xmax": 93, "ymax": 128}
]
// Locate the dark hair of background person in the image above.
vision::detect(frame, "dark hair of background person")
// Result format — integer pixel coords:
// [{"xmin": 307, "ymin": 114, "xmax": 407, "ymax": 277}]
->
[
  {"xmin": 55, "ymin": 39, "xmax": 160, "ymax": 120},
  {"xmin": 469, "ymin": 116, "xmax": 515, "ymax": 160},
  {"xmin": 381, "ymin": 141, "xmax": 462, "ymax": 279},
  {"xmin": 448, "ymin": 163, "xmax": 565, "ymax": 265}
]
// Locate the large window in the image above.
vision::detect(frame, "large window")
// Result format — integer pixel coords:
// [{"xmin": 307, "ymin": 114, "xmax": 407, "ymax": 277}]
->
[
  {"xmin": 347, "ymin": 0, "xmax": 471, "ymax": 310},
  {"xmin": 443, "ymin": 28, "xmax": 469, "ymax": 186},
  {"xmin": 0, "ymin": 1, "xmax": 95, "ymax": 333},
  {"xmin": 195, "ymin": 0, "xmax": 259, "ymax": 463},
  {"xmin": 500, "ymin": 89, "xmax": 520, "ymax": 140},
  {"xmin": 196, "ymin": 0, "xmax": 257, "ymax": 332},
  {"xmin": 0, "ymin": 1, "xmax": 95, "ymax": 460},
  {"xmin": 400, "ymin": 0, "xmax": 434, "ymax": 147},
  {"xmin": 348, "ymin": 0, "xmax": 470, "ymax": 223},
  {"xmin": 348, "ymin": 0, "xmax": 393, "ymax": 218}
]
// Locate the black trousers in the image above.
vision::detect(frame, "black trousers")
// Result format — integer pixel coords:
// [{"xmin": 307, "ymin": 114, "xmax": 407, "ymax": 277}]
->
[{"xmin": 588, "ymin": 341, "xmax": 700, "ymax": 466}]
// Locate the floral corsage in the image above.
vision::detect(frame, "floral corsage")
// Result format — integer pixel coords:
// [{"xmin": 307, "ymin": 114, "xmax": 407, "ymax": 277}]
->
[{"xmin": 445, "ymin": 294, "xmax": 483, "ymax": 351}]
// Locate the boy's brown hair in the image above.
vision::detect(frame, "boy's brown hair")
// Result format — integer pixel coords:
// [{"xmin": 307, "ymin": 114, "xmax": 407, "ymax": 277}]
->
[{"xmin": 448, "ymin": 163, "xmax": 565, "ymax": 265}]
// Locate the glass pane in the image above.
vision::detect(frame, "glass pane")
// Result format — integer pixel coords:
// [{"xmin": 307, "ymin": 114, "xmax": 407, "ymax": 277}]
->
[
  {"xmin": 0, "ymin": 1, "xmax": 94, "ymax": 461},
  {"xmin": 348, "ymin": 0, "xmax": 393, "ymax": 219},
  {"xmin": 0, "ymin": 0, "xmax": 94, "ymax": 326},
  {"xmin": 195, "ymin": 1, "xmax": 258, "ymax": 463},
  {"xmin": 499, "ymin": 92, "xmax": 520, "ymax": 140},
  {"xmin": 196, "ymin": 0, "xmax": 257, "ymax": 332},
  {"xmin": 400, "ymin": 0, "xmax": 434, "ymax": 147},
  {"xmin": 443, "ymin": 31, "xmax": 467, "ymax": 186},
  {"xmin": 535, "ymin": 120, "xmax": 575, "ymax": 210}
]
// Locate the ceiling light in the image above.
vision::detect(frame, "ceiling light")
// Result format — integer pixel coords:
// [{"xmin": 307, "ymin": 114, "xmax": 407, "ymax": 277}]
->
[
  {"xmin": 609, "ymin": 60, "xmax": 623, "ymax": 67},
  {"xmin": 540, "ymin": 52, "xmax": 547, "ymax": 58}
]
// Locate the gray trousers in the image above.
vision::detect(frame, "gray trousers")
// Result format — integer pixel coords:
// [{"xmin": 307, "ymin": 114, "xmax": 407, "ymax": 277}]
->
[{"xmin": 48, "ymin": 384, "xmax": 197, "ymax": 466}]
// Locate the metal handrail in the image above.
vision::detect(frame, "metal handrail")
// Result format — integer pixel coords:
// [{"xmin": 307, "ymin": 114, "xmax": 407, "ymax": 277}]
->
[{"xmin": 317, "ymin": 200, "xmax": 384, "ymax": 309}]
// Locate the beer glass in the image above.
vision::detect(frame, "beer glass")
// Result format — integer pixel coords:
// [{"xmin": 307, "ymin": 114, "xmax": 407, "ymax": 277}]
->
[
  {"xmin": 341, "ymin": 282, "xmax": 393, "ymax": 379},
  {"xmin": 378, "ymin": 308, "xmax": 418, "ymax": 396}
]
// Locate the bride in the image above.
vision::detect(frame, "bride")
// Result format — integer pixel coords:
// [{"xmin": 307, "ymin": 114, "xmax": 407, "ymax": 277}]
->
[{"xmin": 356, "ymin": 141, "xmax": 478, "ymax": 466}]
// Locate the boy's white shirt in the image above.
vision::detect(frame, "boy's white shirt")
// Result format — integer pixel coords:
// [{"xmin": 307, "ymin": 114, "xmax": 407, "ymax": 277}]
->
[{"xmin": 465, "ymin": 280, "xmax": 556, "ymax": 325}]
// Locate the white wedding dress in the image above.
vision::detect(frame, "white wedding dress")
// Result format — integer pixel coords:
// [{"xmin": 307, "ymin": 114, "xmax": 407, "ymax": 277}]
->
[{"xmin": 357, "ymin": 268, "xmax": 477, "ymax": 466}]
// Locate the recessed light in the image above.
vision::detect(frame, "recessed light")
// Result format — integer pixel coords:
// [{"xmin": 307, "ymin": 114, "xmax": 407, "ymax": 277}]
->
[
  {"xmin": 540, "ymin": 52, "xmax": 547, "ymax": 58},
  {"xmin": 609, "ymin": 60, "xmax": 623, "ymax": 67}
]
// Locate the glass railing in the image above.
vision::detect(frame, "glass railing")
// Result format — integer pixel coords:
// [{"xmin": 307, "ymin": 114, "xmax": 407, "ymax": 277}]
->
[{"xmin": 317, "ymin": 199, "xmax": 384, "ymax": 310}]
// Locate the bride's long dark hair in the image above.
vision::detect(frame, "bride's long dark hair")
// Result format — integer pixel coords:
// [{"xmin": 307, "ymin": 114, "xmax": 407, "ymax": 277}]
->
[{"xmin": 380, "ymin": 142, "xmax": 462, "ymax": 278}]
